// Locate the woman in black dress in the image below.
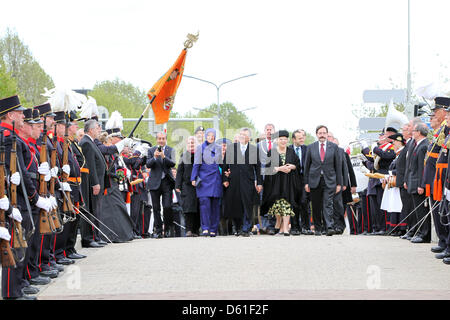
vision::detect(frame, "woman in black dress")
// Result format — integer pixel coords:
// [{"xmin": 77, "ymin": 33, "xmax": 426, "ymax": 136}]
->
[
  {"xmin": 175, "ymin": 136, "xmax": 200, "ymax": 237},
  {"xmin": 261, "ymin": 130, "xmax": 301, "ymax": 236}
]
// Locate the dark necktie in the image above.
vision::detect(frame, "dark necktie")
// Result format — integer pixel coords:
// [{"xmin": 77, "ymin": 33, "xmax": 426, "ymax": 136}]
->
[{"xmin": 320, "ymin": 143, "xmax": 325, "ymax": 162}]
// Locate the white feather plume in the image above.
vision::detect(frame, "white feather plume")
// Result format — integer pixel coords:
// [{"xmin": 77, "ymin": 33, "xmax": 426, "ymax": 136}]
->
[
  {"xmin": 42, "ymin": 88, "xmax": 87, "ymax": 113},
  {"xmin": 105, "ymin": 111, "xmax": 123, "ymax": 131},
  {"xmin": 79, "ymin": 96, "xmax": 99, "ymax": 119},
  {"xmin": 415, "ymin": 82, "xmax": 442, "ymax": 100}
]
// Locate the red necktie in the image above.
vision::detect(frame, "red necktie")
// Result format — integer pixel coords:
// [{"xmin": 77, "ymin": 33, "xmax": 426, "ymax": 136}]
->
[
  {"xmin": 320, "ymin": 143, "xmax": 325, "ymax": 162},
  {"xmin": 268, "ymin": 139, "xmax": 272, "ymax": 151}
]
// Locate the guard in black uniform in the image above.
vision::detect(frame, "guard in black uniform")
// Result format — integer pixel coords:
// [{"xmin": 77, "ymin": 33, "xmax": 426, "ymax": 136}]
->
[
  {"xmin": 362, "ymin": 127, "xmax": 396, "ymax": 235},
  {"xmin": 0, "ymin": 96, "xmax": 54, "ymax": 300}
]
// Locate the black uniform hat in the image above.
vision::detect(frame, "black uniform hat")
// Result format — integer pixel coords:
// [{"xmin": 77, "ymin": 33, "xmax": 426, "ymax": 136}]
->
[
  {"xmin": 23, "ymin": 108, "xmax": 35, "ymax": 123},
  {"xmin": 381, "ymin": 127, "xmax": 398, "ymax": 135},
  {"xmin": 105, "ymin": 128, "xmax": 124, "ymax": 139},
  {"xmin": 34, "ymin": 103, "xmax": 56, "ymax": 117},
  {"xmin": 0, "ymin": 95, "xmax": 27, "ymax": 117},
  {"xmin": 31, "ymin": 109, "xmax": 43, "ymax": 124},
  {"xmin": 194, "ymin": 126, "xmax": 205, "ymax": 134},
  {"xmin": 54, "ymin": 111, "xmax": 66, "ymax": 124},
  {"xmin": 432, "ymin": 97, "xmax": 450, "ymax": 111},
  {"xmin": 387, "ymin": 133, "xmax": 406, "ymax": 145}
]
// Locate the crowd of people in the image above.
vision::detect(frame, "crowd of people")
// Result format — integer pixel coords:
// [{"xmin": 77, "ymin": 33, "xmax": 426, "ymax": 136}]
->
[{"xmin": 1, "ymin": 93, "xmax": 449, "ymax": 300}]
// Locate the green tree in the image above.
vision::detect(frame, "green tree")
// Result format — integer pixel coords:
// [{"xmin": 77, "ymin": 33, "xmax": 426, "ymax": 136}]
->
[
  {"xmin": 0, "ymin": 28, "xmax": 54, "ymax": 106},
  {"xmin": 0, "ymin": 59, "xmax": 18, "ymax": 98},
  {"xmin": 87, "ymin": 78, "xmax": 153, "ymax": 142}
]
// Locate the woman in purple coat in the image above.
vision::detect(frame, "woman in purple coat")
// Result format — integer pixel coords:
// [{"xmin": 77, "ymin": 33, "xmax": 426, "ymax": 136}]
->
[{"xmin": 191, "ymin": 128, "xmax": 223, "ymax": 237}]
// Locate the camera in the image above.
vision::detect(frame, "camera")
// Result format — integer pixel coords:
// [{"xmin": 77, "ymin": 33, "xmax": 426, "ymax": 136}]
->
[{"xmin": 157, "ymin": 145, "xmax": 162, "ymax": 152}]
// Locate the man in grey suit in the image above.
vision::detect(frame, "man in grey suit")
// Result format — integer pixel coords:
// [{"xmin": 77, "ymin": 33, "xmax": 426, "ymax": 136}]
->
[
  {"xmin": 79, "ymin": 120, "xmax": 108, "ymax": 248},
  {"xmin": 304, "ymin": 125, "xmax": 343, "ymax": 236},
  {"xmin": 404, "ymin": 122, "xmax": 430, "ymax": 243},
  {"xmin": 146, "ymin": 132, "xmax": 176, "ymax": 238}
]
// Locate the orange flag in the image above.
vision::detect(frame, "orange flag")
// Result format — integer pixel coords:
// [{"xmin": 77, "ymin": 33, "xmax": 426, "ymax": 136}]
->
[{"xmin": 147, "ymin": 49, "xmax": 187, "ymax": 124}]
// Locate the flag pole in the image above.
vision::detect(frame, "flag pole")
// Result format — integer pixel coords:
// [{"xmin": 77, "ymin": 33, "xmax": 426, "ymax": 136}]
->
[{"xmin": 128, "ymin": 96, "xmax": 156, "ymax": 138}]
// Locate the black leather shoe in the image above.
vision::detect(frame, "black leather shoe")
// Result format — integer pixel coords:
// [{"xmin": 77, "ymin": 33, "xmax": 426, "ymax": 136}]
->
[
  {"xmin": 50, "ymin": 263, "xmax": 64, "ymax": 272},
  {"xmin": 40, "ymin": 269, "xmax": 59, "ymax": 279},
  {"xmin": 133, "ymin": 234, "xmax": 142, "ymax": 239},
  {"xmin": 22, "ymin": 286, "xmax": 40, "ymax": 295},
  {"xmin": 435, "ymin": 250, "xmax": 450, "ymax": 259},
  {"xmin": 326, "ymin": 229, "xmax": 334, "ymax": 236},
  {"xmin": 290, "ymin": 229, "xmax": 301, "ymax": 236},
  {"xmin": 443, "ymin": 257, "xmax": 450, "ymax": 265},
  {"xmin": 375, "ymin": 230, "xmax": 386, "ymax": 236},
  {"xmin": 82, "ymin": 241, "xmax": 104, "ymax": 248},
  {"xmin": 142, "ymin": 233, "xmax": 151, "ymax": 239},
  {"xmin": 97, "ymin": 240, "xmax": 108, "ymax": 246},
  {"xmin": 67, "ymin": 252, "xmax": 87, "ymax": 260},
  {"xmin": 361, "ymin": 231, "xmax": 368, "ymax": 235},
  {"xmin": 267, "ymin": 229, "xmax": 275, "ymax": 235},
  {"xmin": 410, "ymin": 236, "xmax": 429, "ymax": 243},
  {"xmin": 30, "ymin": 276, "xmax": 51, "ymax": 285},
  {"xmin": 431, "ymin": 246, "xmax": 446, "ymax": 253},
  {"xmin": 57, "ymin": 257, "xmax": 75, "ymax": 265},
  {"xmin": 321, "ymin": 230, "xmax": 327, "ymax": 235},
  {"xmin": 284, "ymin": 232, "xmax": 290, "ymax": 236},
  {"xmin": 314, "ymin": 231, "xmax": 321, "ymax": 236}
]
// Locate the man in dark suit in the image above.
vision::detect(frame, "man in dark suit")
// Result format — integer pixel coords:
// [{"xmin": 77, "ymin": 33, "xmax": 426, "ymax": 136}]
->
[
  {"xmin": 404, "ymin": 122, "xmax": 430, "ymax": 243},
  {"xmin": 79, "ymin": 120, "xmax": 107, "ymax": 248},
  {"xmin": 328, "ymin": 133, "xmax": 349, "ymax": 235},
  {"xmin": 289, "ymin": 129, "xmax": 309, "ymax": 235},
  {"xmin": 394, "ymin": 121, "xmax": 415, "ymax": 237},
  {"xmin": 304, "ymin": 125, "xmax": 343, "ymax": 236},
  {"xmin": 222, "ymin": 128, "xmax": 262, "ymax": 236},
  {"xmin": 146, "ymin": 132, "xmax": 176, "ymax": 238},
  {"xmin": 257, "ymin": 123, "xmax": 277, "ymax": 234}
]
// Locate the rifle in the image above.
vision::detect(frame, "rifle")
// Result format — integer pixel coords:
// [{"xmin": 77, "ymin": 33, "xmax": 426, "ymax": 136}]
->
[
  {"xmin": 0, "ymin": 131, "xmax": 16, "ymax": 268},
  {"xmin": 49, "ymin": 124, "xmax": 63, "ymax": 231},
  {"xmin": 10, "ymin": 121, "xmax": 27, "ymax": 257},
  {"xmin": 38, "ymin": 118, "xmax": 56, "ymax": 234},
  {"xmin": 61, "ymin": 114, "xmax": 74, "ymax": 222}
]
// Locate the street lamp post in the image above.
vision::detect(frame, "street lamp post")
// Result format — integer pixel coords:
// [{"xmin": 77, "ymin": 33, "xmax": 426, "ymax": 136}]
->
[{"xmin": 184, "ymin": 73, "xmax": 257, "ymax": 120}]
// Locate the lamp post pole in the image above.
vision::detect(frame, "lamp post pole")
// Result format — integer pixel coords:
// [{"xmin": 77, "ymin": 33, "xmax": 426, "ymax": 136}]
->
[{"xmin": 184, "ymin": 73, "xmax": 257, "ymax": 129}]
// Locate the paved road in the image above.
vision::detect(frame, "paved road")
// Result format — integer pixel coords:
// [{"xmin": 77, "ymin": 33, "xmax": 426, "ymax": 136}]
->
[{"xmin": 30, "ymin": 233, "xmax": 450, "ymax": 300}]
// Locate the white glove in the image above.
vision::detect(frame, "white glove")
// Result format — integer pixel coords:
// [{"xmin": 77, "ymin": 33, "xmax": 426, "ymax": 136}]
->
[
  {"xmin": 11, "ymin": 208, "xmax": 22, "ymax": 222},
  {"xmin": 445, "ymin": 188, "xmax": 450, "ymax": 202},
  {"xmin": 49, "ymin": 196, "xmax": 58, "ymax": 210},
  {"xmin": 0, "ymin": 226, "xmax": 11, "ymax": 241},
  {"xmin": 115, "ymin": 139, "xmax": 125, "ymax": 154},
  {"xmin": 10, "ymin": 172, "xmax": 20, "ymax": 186},
  {"xmin": 62, "ymin": 164, "xmax": 70, "ymax": 176},
  {"xmin": 50, "ymin": 167, "xmax": 59, "ymax": 178},
  {"xmin": 0, "ymin": 196, "xmax": 9, "ymax": 211},
  {"xmin": 44, "ymin": 173, "xmax": 51, "ymax": 182},
  {"xmin": 126, "ymin": 168, "xmax": 131, "ymax": 180},
  {"xmin": 38, "ymin": 162, "xmax": 50, "ymax": 176},
  {"xmin": 59, "ymin": 182, "xmax": 72, "ymax": 192},
  {"xmin": 360, "ymin": 140, "xmax": 369, "ymax": 150},
  {"xmin": 36, "ymin": 196, "xmax": 52, "ymax": 212},
  {"xmin": 122, "ymin": 137, "xmax": 133, "ymax": 148}
]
